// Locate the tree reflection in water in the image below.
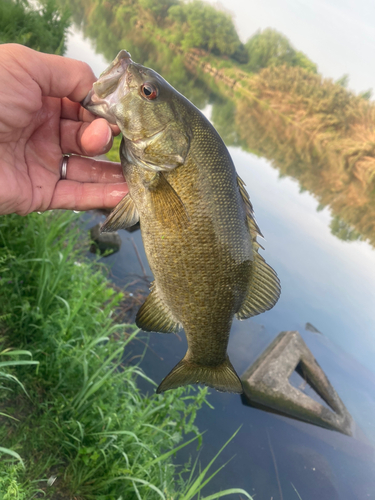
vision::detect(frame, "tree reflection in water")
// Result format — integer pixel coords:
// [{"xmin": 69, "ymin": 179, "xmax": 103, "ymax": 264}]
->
[{"xmin": 61, "ymin": 0, "xmax": 375, "ymax": 248}]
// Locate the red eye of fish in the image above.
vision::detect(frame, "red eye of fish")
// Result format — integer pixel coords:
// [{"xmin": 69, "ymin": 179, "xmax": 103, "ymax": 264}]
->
[{"xmin": 141, "ymin": 83, "xmax": 158, "ymax": 100}]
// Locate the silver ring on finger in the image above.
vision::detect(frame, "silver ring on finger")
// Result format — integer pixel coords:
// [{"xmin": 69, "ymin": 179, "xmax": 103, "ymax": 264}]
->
[{"xmin": 60, "ymin": 155, "xmax": 70, "ymax": 180}]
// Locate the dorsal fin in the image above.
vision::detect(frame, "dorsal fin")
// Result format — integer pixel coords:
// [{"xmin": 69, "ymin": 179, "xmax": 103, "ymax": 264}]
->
[
  {"xmin": 236, "ymin": 176, "xmax": 281, "ymax": 319},
  {"xmin": 237, "ymin": 175, "xmax": 263, "ymax": 238},
  {"xmin": 136, "ymin": 283, "xmax": 181, "ymax": 334}
]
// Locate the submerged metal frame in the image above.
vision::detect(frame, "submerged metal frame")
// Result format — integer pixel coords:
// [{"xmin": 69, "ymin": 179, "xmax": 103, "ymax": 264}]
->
[{"xmin": 241, "ymin": 330, "xmax": 353, "ymax": 436}]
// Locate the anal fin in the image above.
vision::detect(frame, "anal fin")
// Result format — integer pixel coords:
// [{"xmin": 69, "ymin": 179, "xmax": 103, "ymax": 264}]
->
[
  {"xmin": 101, "ymin": 194, "xmax": 139, "ymax": 232},
  {"xmin": 136, "ymin": 284, "xmax": 180, "ymax": 334}
]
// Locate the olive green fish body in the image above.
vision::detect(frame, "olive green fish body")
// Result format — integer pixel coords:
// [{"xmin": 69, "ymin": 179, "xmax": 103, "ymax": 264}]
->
[
  {"xmin": 82, "ymin": 50, "xmax": 280, "ymax": 394},
  {"xmin": 124, "ymin": 113, "xmax": 252, "ymax": 386}
]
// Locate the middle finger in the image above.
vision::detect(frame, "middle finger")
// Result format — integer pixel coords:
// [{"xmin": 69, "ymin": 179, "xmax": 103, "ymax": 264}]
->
[{"xmin": 60, "ymin": 118, "xmax": 113, "ymax": 156}]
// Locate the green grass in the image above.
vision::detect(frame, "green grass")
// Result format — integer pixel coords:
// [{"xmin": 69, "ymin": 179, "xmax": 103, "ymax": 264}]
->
[
  {"xmin": 106, "ymin": 135, "xmax": 122, "ymax": 163},
  {"xmin": 0, "ymin": 347, "xmax": 39, "ymax": 470},
  {"xmin": 0, "ymin": 211, "xmax": 252, "ymax": 500}
]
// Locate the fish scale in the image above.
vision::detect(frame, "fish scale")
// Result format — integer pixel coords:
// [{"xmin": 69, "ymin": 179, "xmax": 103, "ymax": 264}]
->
[{"xmin": 82, "ymin": 49, "xmax": 281, "ymax": 394}]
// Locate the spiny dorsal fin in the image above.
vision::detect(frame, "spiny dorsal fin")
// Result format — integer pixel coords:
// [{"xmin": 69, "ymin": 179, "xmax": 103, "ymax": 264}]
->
[
  {"xmin": 236, "ymin": 175, "xmax": 281, "ymax": 319},
  {"xmin": 136, "ymin": 283, "xmax": 181, "ymax": 334},
  {"xmin": 237, "ymin": 175, "xmax": 263, "ymax": 238},
  {"xmin": 101, "ymin": 194, "xmax": 139, "ymax": 232},
  {"xmin": 156, "ymin": 355, "xmax": 243, "ymax": 394},
  {"xmin": 149, "ymin": 173, "xmax": 189, "ymax": 228}
]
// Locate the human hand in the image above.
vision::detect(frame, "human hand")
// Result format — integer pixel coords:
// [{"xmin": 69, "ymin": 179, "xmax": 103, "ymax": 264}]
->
[{"xmin": 0, "ymin": 44, "xmax": 128, "ymax": 216}]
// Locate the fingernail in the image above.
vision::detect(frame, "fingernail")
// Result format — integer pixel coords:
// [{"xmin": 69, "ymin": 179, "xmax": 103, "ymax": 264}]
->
[{"xmin": 105, "ymin": 125, "xmax": 112, "ymax": 145}]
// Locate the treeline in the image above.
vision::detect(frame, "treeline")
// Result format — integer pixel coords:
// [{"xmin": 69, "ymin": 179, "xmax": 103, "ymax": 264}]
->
[
  {"xmin": 232, "ymin": 65, "xmax": 375, "ymax": 245},
  {"xmin": 64, "ymin": 0, "xmax": 316, "ymax": 73},
  {"xmin": 61, "ymin": 0, "xmax": 375, "ymax": 246},
  {"xmin": 60, "ymin": 0, "xmax": 216, "ymax": 108}
]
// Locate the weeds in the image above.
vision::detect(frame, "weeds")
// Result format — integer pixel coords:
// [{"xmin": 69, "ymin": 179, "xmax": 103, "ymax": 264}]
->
[
  {"xmin": 0, "ymin": 346, "xmax": 39, "ymax": 468},
  {"xmin": 0, "ymin": 212, "xmax": 251, "ymax": 499}
]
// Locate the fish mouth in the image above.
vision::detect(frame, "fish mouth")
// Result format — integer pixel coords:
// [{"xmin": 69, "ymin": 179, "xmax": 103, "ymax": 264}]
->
[{"xmin": 81, "ymin": 50, "xmax": 133, "ymax": 124}]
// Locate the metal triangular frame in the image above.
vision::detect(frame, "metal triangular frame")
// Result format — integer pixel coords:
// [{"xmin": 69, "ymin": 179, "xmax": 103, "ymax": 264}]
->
[{"xmin": 241, "ymin": 330, "xmax": 353, "ymax": 435}]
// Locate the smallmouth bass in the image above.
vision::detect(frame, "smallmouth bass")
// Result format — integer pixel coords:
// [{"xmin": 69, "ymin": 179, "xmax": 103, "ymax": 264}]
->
[{"xmin": 83, "ymin": 50, "xmax": 280, "ymax": 394}]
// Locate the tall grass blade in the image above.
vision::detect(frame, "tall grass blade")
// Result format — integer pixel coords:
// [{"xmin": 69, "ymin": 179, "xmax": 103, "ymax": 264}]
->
[
  {"xmin": 182, "ymin": 427, "xmax": 242, "ymax": 499},
  {"xmin": 100, "ymin": 476, "xmax": 166, "ymax": 499},
  {"xmin": 291, "ymin": 483, "xmax": 303, "ymax": 500},
  {"xmin": 0, "ymin": 447, "xmax": 25, "ymax": 468},
  {"xmin": 201, "ymin": 489, "xmax": 253, "ymax": 500},
  {"xmin": 145, "ymin": 434, "xmax": 202, "ymax": 468}
]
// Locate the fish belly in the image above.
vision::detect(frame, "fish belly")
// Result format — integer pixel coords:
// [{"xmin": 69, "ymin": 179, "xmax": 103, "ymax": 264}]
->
[{"xmin": 129, "ymin": 158, "xmax": 252, "ymax": 365}]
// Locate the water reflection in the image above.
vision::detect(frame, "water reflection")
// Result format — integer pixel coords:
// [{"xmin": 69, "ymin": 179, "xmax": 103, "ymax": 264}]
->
[
  {"xmin": 87, "ymin": 211, "xmax": 375, "ymax": 500},
  {"xmin": 64, "ymin": 0, "xmax": 375, "ymax": 249},
  {"xmin": 65, "ymin": 3, "xmax": 375, "ymax": 498}
]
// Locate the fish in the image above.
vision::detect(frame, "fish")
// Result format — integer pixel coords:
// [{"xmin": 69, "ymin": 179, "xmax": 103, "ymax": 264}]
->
[{"xmin": 82, "ymin": 50, "xmax": 281, "ymax": 394}]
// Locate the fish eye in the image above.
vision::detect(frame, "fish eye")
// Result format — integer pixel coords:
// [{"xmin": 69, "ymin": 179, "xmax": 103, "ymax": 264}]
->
[{"xmin": 141, "ymin": 83, "xmax": 158, "ymax": 100}]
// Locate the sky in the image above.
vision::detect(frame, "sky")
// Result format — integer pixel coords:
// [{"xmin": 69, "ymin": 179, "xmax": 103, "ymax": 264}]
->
[{"xmin": 210, "ymin": 0, "xmax": 375, "ymax": 95}]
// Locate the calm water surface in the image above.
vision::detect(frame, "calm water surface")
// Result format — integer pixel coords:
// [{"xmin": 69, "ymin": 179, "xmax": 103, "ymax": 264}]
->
[{"xmin": 68, "ymin": 25, "xmax": 375, "ymax": 500}]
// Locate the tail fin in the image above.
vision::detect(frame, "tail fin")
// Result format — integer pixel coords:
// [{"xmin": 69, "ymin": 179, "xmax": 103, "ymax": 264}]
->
[{"xmin": 156, "ymin": 356, "xmax": 243, "ymax": 394}]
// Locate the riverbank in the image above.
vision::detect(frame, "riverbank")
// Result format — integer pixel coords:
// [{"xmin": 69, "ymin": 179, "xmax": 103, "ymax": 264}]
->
[{"xmin": 0, "ymin": 211, "xmax": 250, "ymax": 499}]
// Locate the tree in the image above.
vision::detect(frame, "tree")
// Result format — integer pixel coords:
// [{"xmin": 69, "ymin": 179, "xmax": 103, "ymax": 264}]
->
[
  {"xmin": 0, "ymin": 0, "xmax": 70, "ymax": 55},
  {"xmin": 330, "ymin": 215, "xmax": 362, "ymax": 242},
  {"xmin": 245, "ymin": 28, "xmax": 317, "ymax": 73},
  {"xmin": 138, "ymin": 0, "xmax": 178, "ymax": 21},
  {"xmin": 168, "ymin": 0, "xmax": 245, "ymax": 61},
  {"xmin": 293, "ymin": 50, "xmax": 317, "ymax": 73},
  {"xmin": 336, "ymin": 74, "xmax": 350, "ymax": 88}
]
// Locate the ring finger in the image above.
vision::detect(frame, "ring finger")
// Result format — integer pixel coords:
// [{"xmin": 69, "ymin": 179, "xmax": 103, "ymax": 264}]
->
[{"xmin": 61, "ymin": 155, "xmax": 125, "ymax": 184}]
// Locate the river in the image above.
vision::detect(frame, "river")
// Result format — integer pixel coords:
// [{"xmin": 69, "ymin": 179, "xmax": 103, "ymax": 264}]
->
[{"xmin": 66, "ymin": 21, "xmax": 375, "ymax": 500}]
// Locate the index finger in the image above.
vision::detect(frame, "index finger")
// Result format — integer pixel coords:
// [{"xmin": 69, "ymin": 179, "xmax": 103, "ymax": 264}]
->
[
  {"xmin": 4, "ymin": 44, "xmax": 97, "ymax": 102},
  {"xmin": 60, "ymin": 98, "xmax": 121, "ymax": 135},
  {"xmin": 61, "ymin": 98, "xmax": 96, "ymax": 122}
]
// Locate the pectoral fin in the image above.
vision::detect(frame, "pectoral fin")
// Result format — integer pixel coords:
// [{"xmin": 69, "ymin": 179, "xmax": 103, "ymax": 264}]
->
[
  {"xmin": 148, "ymin": 173, "xmax": 189, "ymax": 228},
  {"xmin": 136, "ymin": 283, "xmax": 181, "ymax": 334},
  {"xmin": 236, "ymin": 175, "xmax": 281, "ymax": 319},
  {"xmin": 101, "ymin": 194, "xmax": 139, "ymax": 232}
]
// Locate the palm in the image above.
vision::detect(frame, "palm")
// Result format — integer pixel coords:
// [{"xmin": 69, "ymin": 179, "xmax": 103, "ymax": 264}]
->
[
  {"xmin": 1, "ymin": 97, "xmax": 63, "ymax": 214},
  {"xmin": 0, "ymin": 44, "xmax": 127, "ymax": 216}
]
